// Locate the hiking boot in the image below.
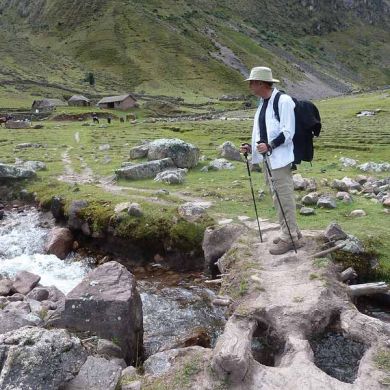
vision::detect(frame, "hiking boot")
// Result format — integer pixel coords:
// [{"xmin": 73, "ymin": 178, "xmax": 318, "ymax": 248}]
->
[
  {"xmin": 273, "ymin": 231, "xmax": 302, "ymax": 244},
  {"xmin": 269, "ymin": 238, "xmax": 304, "ymax": 255}
]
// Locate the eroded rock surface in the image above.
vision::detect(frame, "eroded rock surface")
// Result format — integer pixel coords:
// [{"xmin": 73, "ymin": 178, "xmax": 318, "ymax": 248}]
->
[{"xmin": 0, "ymin": 327, "xmax": 87, "ymax": 390}]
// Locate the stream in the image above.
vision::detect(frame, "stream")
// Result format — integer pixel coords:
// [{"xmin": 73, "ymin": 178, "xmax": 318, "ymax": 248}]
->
[{"xmin": 0, "ymin": 208, "xmax": 226, "ymax": 357}]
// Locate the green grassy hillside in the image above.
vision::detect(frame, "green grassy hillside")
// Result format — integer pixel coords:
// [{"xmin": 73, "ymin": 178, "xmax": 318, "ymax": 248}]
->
[{"xmin": 0, "ymin": 0, "xmax": 389, "ymax": 102}]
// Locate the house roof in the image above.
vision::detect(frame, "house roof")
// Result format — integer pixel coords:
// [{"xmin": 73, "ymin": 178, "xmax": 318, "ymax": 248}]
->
[
  {"xmin": 97, "ymin": 94, "xmax": 136, "ymax": 104},
  {"xmin": 33, "ymin": 98, "xmax": 68, "ymax": 107},
  {"xmin": 69, "ymin": 95, "xmax": 90, "ymax": 102}
]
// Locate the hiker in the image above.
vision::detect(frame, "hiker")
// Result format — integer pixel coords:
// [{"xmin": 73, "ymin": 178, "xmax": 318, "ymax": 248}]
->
[
  {"xmin": 240, "ymin": 66, "xmax": 303, "ymax": 255},
  {"xmin": 107, "ymin": 115, "xmax": 112, "ymax": 124}
]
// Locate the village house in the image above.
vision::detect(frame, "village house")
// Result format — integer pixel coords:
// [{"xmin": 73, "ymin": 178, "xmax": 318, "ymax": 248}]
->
[
  {"xmin": 68, "ymin": 95, "xmax": 90, "ymax": 107},
  {"xmin": 31, "ymin": 98, "xmax": 68, "ymax": 111},
  {"xmin": 97, "ymin": 94, "xmax": 137, "ymax": 110}
]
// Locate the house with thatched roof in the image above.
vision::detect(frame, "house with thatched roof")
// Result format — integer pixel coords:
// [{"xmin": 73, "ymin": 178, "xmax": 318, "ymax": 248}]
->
[
  {"xmin": 68, "ymin": 95, "xmax": 90, "ymax": 107},
  {"xmin": 31, "ymin": 98, "xmax": 68, "ymax": 111},
  {"xmin": 97, "ymin": 94, "xmax": 137, "ymax": 110}
]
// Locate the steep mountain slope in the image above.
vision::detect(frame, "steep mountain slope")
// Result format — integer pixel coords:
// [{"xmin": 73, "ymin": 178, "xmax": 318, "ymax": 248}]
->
[{"xmin": 0, "ymin": 0, "xmax": 389, "ymax": 101}]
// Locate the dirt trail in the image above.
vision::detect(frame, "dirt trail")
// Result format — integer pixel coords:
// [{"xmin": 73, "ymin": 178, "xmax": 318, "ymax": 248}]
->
[
  {"xmin": 210, "ymin": 229, "xmax": 390, "ymax": 389},
  {"xmin": 58, "ymin": 148, "xmax": 209, "ymax": 206}
]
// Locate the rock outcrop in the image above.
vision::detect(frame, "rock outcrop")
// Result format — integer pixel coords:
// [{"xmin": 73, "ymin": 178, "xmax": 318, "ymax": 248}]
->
[{"xmin": 0, "ymin": 327, "xmax": 87, "ymax": 390}]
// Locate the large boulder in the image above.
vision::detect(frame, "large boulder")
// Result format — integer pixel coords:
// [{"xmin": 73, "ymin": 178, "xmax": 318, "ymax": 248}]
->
[
  {"xmin": 116, "ymin": 158, "xmax": 175, "ymax": 180},
  {"xmin": 0, "ymin": 327, "xmax": 87, "ymax": 390},
  {"xmin": 46, "ymin": 261, "xmax": 143, "ymax": 365},
  {"xmin": 45, "ymin": 227, "xmax": 74, "ymax": 260},
  {"xmin": 147, "ymin": 139, "xmax": 199, "ymax": 168},
  {"xmin": 0, "ymin": 163, "xmax": 36, "ymax": 180}
]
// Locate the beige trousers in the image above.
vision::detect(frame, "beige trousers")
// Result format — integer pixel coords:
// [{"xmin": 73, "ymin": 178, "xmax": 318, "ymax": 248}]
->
[{"xmin": 263, "ymin": 162, "xmax": 300, "ymax": 241}]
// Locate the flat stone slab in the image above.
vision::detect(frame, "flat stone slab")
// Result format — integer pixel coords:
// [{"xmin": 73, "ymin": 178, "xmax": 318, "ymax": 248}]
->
[{"xmin": 115, "ymin": 158, "xmax": 175, "ymax": 180}]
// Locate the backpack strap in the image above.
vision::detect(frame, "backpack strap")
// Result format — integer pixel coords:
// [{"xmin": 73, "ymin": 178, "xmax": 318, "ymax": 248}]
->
[{"xmin": 273, "ymin": 91, "xmax": 282, "ymax": 122}]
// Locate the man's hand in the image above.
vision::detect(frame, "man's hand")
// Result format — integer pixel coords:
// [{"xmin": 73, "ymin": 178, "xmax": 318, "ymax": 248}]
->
[
  {"xmin": 240, "ymin": 143, "xmax": 251, "ymax": 154},
  {"xmin": 256, "ymin": 142, "xmax": 269, "ymax": 154}
]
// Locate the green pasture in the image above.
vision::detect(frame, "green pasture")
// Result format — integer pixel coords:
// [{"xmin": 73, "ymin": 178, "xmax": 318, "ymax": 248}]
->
[{"xmin": 0, "ymin": 90, "xmax": 389, "ymax": 278}]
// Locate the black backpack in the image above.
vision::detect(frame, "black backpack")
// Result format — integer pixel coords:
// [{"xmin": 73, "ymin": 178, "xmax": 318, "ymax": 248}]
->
[{"xmin": 273, "ymin": 92, "xmax": 321, "ymax": 165}]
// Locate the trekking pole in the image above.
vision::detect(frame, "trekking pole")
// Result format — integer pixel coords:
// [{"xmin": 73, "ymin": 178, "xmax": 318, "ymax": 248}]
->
[
  {"xmin": 242, "ymin": 151, "xmax": 263, "ymax": 242},
  {"xmin": 262, "ymin": 153, "xmax": 297, "ymax": 253}
]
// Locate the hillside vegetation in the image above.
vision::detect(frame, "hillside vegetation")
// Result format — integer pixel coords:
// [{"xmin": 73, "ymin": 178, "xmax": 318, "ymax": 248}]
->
[{"xmin": 0, "ymin": 0, "xmax": 389, "ymax": 102}]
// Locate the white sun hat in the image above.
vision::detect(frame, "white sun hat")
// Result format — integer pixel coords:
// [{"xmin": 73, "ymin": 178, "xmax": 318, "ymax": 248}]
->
[{"xmin": 245, "ymin": 66, "xmax": 279, "ymax": 83}]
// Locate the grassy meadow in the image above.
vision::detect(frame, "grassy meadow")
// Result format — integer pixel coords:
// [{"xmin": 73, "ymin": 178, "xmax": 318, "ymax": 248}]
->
[{"xmin": 0, "ymin": 90, "xmax": 389, "ymax": 278}]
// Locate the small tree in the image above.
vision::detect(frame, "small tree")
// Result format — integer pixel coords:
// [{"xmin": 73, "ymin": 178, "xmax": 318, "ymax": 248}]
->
[{"xmin": 84, "ymin": 72, "xmax": 95, "ymax": 86}]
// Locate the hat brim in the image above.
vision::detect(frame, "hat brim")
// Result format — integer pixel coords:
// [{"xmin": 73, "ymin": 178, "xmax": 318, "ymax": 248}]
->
[{"xmin": 244, "ymin": 77, "xmax": 280, "ymax": 83}]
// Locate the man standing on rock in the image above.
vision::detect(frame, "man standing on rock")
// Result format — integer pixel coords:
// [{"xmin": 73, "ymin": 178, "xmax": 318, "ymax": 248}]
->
[{"xmin": 240, "ymin": 66, "xmax": 303, "ymax": 255}]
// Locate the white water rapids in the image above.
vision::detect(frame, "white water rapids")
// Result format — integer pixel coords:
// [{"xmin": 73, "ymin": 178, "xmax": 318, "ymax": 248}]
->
[
  {"xmin": 0, "ymin": 209, "xmax": 89, "ymax": 293},
  {"xmin": 0, "ymin": 207, "xmax": 226, "ymax": 356}
]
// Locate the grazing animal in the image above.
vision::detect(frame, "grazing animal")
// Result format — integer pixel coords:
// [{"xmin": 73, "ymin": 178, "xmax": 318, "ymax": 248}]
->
[
  {"xmin": 120, "ymin": 117, "xmax": 125, "ymax": 123},
  {"xmin": 92, "ymin": 113, "xmax": 99, "ymax": 124}
]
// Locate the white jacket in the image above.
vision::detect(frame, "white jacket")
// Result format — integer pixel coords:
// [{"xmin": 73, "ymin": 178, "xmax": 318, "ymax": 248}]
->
[{"xmin": 251, "ymin": 88, "xmax": 295, "ymax": 169}]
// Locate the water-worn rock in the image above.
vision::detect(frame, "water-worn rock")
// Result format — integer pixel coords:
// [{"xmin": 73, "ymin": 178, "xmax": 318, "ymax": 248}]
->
[
  {"xmin": 217, "ymin": 141, "xmax": 241, "ymax": 161},
  {"xmin": 208, "ymin": 158, "xmax": 235, "ymax": 170},
  {"xmin": 147, "ymin": 138, "xmax": 199, "ymax": 168},
  {"xmin": 0, "ymin": 327, "xmax": 87, "ymax": 390},
  {"xmin": 154, "ymin": 168, "xmax": 187, "ymax": 184},
  {"xmin": 26, "ymin": 287, "xmax": 50, "ymax": 302},
  {"xmin": 12, "ymin": 270, "xmax": 41, "ymax": 295},
  {"xmin": 47, "ymin": 261, "xmax": 143, "ymax": 365},
  {"xmin": 116, "ymin": 158, "xmax": 175, "ymax": 180},
  {"xmin": 63, "ymin": 356, "xmax": 122, "ymax": 390},
  {"xmin": 0, "ymin": 163, "xmax": 36, "ymax": 180},
  {"xmin": 0, "ymin": 279, "xmax": 12, "ymax": 296},
  {"xmin": 45, "ymin": 227, "xmax": 74, "ymax": 259}
]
